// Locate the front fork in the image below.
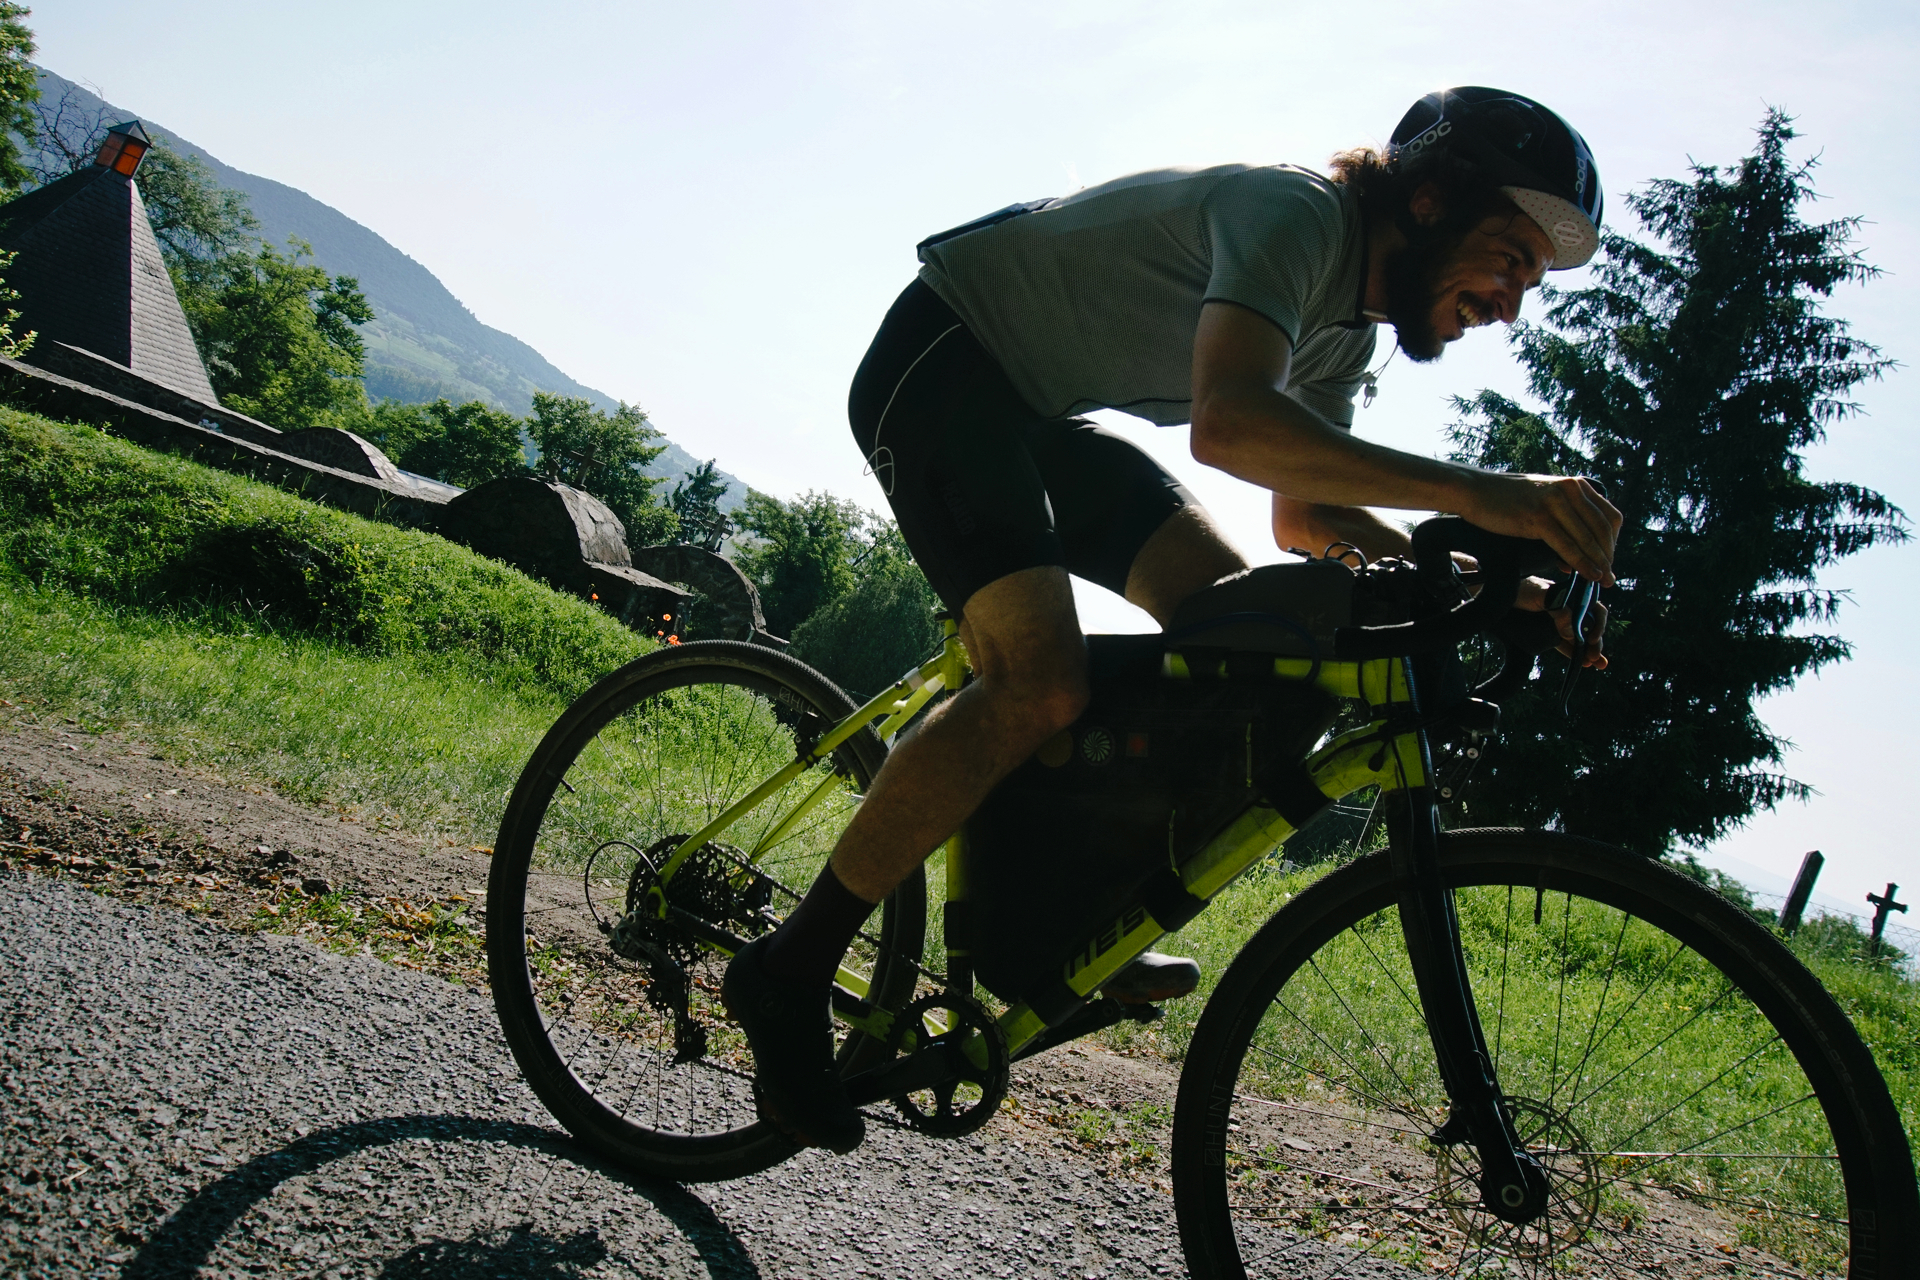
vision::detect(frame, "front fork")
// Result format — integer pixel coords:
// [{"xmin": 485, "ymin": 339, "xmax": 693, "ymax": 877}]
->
[{"xmin": 1388, "ymin": 782, "xmax": 1551, "ymax": 1225}]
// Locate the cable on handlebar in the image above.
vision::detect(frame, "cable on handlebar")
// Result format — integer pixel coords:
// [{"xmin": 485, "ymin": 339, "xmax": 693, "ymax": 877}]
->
[{"xmin": 1330, "ymin": 517, "xmax": 1563, "ymax": 660}]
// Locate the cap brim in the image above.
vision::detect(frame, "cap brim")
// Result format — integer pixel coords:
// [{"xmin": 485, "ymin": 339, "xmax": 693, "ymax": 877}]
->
[{"xmin": 1501, "ymin": 187, "xmax": 1597, "ymax": 269}]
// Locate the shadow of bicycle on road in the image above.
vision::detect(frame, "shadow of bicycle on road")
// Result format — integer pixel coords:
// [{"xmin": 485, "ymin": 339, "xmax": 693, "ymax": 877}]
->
[
  {"xmin": 375, "ymin": 1222, "xmax": 609, "ymax": 1278},
  {"xmin": 120, "ymin": 1113, "xmax": 760, "ymax": 1280}
]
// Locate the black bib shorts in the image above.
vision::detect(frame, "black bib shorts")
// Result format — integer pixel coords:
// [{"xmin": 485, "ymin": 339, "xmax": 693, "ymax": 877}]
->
[{"xmin": 848, "ymin": 279, "xmax": 1196, "ymax": 615}]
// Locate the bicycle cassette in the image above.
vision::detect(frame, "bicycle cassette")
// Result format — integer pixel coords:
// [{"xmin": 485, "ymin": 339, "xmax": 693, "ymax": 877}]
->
[{"xmin": 620, "ymin": 836, "xmax": 775, "ymax": 965}]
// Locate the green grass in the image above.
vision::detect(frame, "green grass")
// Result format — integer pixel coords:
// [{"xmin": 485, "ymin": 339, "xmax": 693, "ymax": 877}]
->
[
  {"xmin": 0, "ymin": 582, "xmax": 576, "ymax": 839},
  {"xmin": 0, "ymin": 405, "xmax": 647, "ymax": 699},
  {"xmin": 0, "ymin": 403, "xmax": 661, "ymax": 834}
]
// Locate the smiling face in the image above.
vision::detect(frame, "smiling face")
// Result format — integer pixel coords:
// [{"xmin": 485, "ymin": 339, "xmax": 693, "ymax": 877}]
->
[{"xmin": 1382, "ymin": 186, "xmax": 1557, "ymax": 362}]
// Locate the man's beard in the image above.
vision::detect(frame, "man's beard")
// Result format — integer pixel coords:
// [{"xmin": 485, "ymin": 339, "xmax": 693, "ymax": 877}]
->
[{"xmin": 1380, "ymin": 232, "xmax": 1456, "ymax": 363}]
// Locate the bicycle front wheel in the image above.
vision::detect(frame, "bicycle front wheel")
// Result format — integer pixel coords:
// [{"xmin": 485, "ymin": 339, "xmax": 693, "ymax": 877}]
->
[
  {"xmin": 1173, "ymin": 828, "xmax": 1917, "ymax": 1279},
  {"xmin": 489, "ymin": 641, "xmax": 925, "ymax": 1182}
]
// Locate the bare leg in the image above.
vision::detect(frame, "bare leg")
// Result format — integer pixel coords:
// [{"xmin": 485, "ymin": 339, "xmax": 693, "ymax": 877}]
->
[
  {"xmin": 1123, "ymin": 503, "xmax": 1250, "ymax": 627},
  {"xmin": 829, "ymin": 564, "xmax": 1088, "ymax": 902},
  {"xmin": 829, "ymin": 502, "xmax": 1241, "ymax": 903}
]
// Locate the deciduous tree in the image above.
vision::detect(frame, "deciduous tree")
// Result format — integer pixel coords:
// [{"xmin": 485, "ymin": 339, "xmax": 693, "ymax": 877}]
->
[
  {"xmin": 733, "ymin": 490, "xmax": 868, "ymax": 637},
  {"xmin": 188, "ymin": 239, "xmax": 374, "ymax": 430},
  {"xmin": 787, "ymin": 523, "xmax": 941, "ymax": 697},
  {"xmin": 363, "ymin": 398, "xmax": 527, "ymax": 488},
  {"xmin": 0, "ymin": 246, "xmax": 34, "ymax": 356},
  {"xmin": 138, "ymin": 145, "xmax": 258, "ymax": 272},
  {"xmin": 1448, "ymin": 111, "xmax": 1907, "ymax": 855}
]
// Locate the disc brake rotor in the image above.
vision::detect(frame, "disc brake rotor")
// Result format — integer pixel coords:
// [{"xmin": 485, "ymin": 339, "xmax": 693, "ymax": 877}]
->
[{"xmin": 1432, "ymin": 1096, "xmax": 1602, "ymax": 1258}]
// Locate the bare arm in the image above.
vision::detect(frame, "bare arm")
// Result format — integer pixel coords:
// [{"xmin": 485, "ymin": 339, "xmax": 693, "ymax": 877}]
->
[
  {"xmin": 1272, "ymin": 494, "xmax": 1411, "ymax": 562},
  {"xmin": 1188, "ymin": 301, "xmax": 1620, "ymax": 583}
]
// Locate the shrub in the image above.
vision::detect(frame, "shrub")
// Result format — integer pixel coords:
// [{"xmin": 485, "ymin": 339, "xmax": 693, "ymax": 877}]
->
[{"xmin": 0, "ymin": 406, "xmax": 646, "ymax": 699}]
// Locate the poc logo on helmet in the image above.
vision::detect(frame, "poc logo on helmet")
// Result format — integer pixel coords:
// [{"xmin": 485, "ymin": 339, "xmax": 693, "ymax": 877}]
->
[{"xmin": 1400, "ymin": 119, "xmax": 1452, "ymax": 157}]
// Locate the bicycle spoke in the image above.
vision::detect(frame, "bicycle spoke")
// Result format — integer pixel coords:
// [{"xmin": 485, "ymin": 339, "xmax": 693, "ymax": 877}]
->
[
  {"xmin": 1343, "ymin": 911, "xmax": 1432, "ymax": 1028},
  {"xmin": 1545, "ymin": 888, "xmax": 1573, "ymax": 1105},
  {"xmin": 1493, "ymin": 883, "xmax": 1513, "ymax": 1071},
  {"xmin": 1302, "ymin": 949, "xmax": 1430, "ymax": 1116},
  {"xmin": 1245, "ymin": 1040, "xmax": 1429, "ymax": 1133},
  {"xmin": 1263, "ymin": 990, "xmax": 1432, "ymax": 1129},
  {"xmin": 1233, "ymin": 1092, "xmax": 1432, "ymax": 1141},
  {"xmin": 1564, "ymin": 975, "xmax": 1741, "ymax": 1113},
  {"xmin": 1558, "ymin": 906, "xmax": 1634, "ymax": 1110},
  {"xmin": 1604, "ymin": 1032, "xmax": 1786, "ymax": 1151},
  {"xmin": 1582, "ymin": 1089, "xmax": 1825, "ymax": 1200}
]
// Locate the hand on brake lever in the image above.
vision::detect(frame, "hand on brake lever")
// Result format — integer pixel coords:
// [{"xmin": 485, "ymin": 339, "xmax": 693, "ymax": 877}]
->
[
  {"xmin": 1516, "ymin": 576, "xmax": 1609, "ymax": 670},
  {"xmin": 1459, "ymin": 473, "xmax": 1620, "ymax": 588}
]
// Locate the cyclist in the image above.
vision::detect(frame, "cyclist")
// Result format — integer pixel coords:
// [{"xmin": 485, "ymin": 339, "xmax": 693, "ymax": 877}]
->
[{"xmin": 725, "ymin": 86, "xmax": 1623, "ymax": 1154}]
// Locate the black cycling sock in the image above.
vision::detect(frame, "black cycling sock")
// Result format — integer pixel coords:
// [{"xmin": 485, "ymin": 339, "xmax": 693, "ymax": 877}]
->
[{"xmin": 758, "ymin": 863, "xmax": 877, "ymax": 992}]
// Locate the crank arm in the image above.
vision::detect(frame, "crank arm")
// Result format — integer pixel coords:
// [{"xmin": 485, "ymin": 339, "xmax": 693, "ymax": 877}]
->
[{"xmin": 843, "ymin": 1042, "xmax": 962, "ymax": 1107}]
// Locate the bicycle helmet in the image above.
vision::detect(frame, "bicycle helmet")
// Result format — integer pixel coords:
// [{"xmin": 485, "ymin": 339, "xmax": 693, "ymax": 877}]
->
[{"xmin": 1386, "ymin": 87, "xmax": 1604, "ymax": 269}]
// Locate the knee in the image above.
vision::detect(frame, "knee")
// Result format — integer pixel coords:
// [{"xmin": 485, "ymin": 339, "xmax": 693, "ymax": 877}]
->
[
  {"xmin": 980, "ymin": 660, "xmax": 1088, "ymax": 739},
  {"xmin": 1026, "ymin": 672, "xmax": 1090, "ymax": 737}
]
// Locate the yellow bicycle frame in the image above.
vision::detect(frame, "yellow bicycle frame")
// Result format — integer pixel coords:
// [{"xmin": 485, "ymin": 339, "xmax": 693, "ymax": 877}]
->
[
  {"xmin": 652, "ymin": 619, "xmax": 1428, "ymax": 1061},
  {"xmin": 644, "ymin": 618, "xmax": 969, "ymax": 918}
]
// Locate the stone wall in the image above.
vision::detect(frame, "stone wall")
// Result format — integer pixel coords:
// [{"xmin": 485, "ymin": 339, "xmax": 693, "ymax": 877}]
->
[{"xmin": 0, "ymin": 355, "xmax": 690, "ymax": 628}]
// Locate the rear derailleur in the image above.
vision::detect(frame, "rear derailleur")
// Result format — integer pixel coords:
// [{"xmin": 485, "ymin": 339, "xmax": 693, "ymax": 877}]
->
[{"xmin": 596, "ymin": 835, "xmax": 776, "ymax": 1064}]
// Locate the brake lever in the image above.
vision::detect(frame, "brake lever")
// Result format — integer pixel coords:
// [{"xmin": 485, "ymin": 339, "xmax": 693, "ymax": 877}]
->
[{"xmin": 1559, "ymin": 577, "xmax": 1600, "ymax": 715}]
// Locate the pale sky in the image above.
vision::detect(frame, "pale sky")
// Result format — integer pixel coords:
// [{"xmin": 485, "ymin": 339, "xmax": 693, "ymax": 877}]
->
[{"xmin": 32, "ymin": 0, "xmax": 1919, "ymax": 915}]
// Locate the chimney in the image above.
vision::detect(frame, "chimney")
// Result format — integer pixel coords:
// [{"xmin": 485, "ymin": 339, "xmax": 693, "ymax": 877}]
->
[{"xmin": 94, "ymin": 120, "xmax": 152, "ymax": 178}]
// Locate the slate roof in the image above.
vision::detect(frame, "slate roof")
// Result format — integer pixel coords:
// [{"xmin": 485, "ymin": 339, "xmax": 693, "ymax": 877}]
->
[{"xmin": 0, "ymin": 161, "xmax": 219, "ymax": 405}]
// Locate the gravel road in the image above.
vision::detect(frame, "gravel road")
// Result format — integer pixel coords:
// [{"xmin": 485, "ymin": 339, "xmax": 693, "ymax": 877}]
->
[{"xmin": 1, "ymin": 869, "xmax": 1192, "ymax": 1279}]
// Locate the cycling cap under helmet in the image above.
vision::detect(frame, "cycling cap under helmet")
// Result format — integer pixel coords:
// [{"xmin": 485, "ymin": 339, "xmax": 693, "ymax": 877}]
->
[{"xmin": 1386, "ymin": 87, "xmax": 1604, "ymax": 269}]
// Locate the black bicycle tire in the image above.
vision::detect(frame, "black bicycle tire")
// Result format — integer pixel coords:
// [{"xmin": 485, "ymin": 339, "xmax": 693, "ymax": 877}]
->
[
  {"xmin": 488, "ymin": 639, "xmax": 925, "ymax": 1182},
  {"xmin": 1171, "ymin": 827, "xmax": 1919, "ymax": 1279}
]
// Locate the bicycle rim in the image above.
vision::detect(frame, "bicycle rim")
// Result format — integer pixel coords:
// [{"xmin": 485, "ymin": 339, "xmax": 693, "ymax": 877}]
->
[
  {"xmin": 1173, "ymin": 828, "xmax": 1918, "ymax": 1279},
  {"xmin": 488, "ymin": 641, "xmax": 925, "ymax": 1182}
]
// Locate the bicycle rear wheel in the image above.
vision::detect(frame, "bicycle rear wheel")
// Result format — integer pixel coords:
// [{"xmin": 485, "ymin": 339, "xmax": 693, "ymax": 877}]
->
[
  {"xmin": 489, "ymin": 641, "xmax": 925, "ymax": 1182},
  {"xmin": 1173, "ymin": 828, "xmax": 1917, "ymax": 1279}
]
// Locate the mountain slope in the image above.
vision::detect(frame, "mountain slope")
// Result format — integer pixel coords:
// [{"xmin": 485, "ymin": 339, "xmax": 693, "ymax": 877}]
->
[{"xmin": 25, "ymin": 67, "xmax": 742, "ymax": 508}]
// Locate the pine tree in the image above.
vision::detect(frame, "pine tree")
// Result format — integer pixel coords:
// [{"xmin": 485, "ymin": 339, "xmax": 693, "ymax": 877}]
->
[
  {"xmin": 0, "ymin": 3, "xmax": 37, "ymax": 195},
  {"xmin": 1448, "ymin": 111, "xmax": 1906, "ymax": 856},
  {"xmin": 669, "ymin": 459, "xmax": 729, "ymax": 525}
]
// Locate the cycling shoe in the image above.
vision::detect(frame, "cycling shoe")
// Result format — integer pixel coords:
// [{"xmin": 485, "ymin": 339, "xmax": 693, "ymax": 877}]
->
[
  {"xmin": 721, "ymin": 935, "xmax": 865, "ymax": 1154},
  {"xmin": 1103, "ymin": 951, "xmax": 1201, "ymax": 1004}
]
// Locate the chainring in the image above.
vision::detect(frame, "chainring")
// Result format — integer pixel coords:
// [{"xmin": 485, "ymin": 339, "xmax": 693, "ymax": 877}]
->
[{"xmin": 885, "ymin": 990, "xmax": 1010, "ymax": 1138}]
